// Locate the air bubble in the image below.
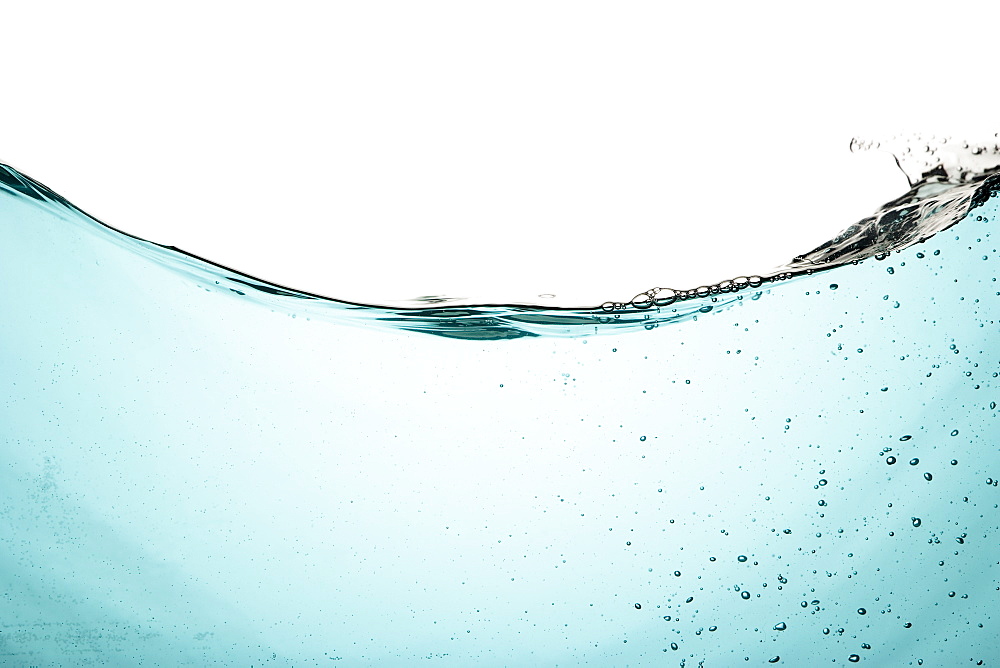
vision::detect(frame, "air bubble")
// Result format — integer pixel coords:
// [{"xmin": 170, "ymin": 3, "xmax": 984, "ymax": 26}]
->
[
  {"xmin": 653, "ymin": 289, "xmax": 677, "ymax": 307},
  {"xmin": 773, "ymin": 622, "xmax": 787, "ymax": 631},
  {"xmin": 912, "ymin": 517, "xmax": 922, "ymax": 527},
  {"xmin": 886, "ymin": 456, "xmax": 897, "ymax": 465}
]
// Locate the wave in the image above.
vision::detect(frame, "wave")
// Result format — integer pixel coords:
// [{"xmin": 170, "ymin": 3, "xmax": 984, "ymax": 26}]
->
[{"xmin": 2, "ymin": 134, "xmax": 998, "ymax": 340}]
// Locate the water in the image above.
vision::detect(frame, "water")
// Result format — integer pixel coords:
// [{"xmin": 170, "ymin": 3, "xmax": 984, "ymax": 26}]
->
[{"xmin": 1, "ymin": 136, "xmax": 998, "ymax": 666}]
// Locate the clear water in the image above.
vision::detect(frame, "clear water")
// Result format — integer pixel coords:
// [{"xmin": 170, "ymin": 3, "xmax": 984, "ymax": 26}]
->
[{"xmin": 1, "ymin": 137, "xmax": 998, "ymax": 666}]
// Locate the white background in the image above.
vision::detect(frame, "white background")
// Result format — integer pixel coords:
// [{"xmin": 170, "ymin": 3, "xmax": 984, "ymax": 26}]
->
[{"xmin": 1, "ymin": 1, "xmax": 994, "ymax": 305}]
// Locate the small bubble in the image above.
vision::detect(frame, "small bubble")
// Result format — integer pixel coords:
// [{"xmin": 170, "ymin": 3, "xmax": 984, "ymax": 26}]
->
[
  {"xmin": 886, "ymin": 456, "xmax": 897, "ymax": 465},
  {"xmin": 768, "ymin": 657, "xmax": 780, "ymax": 664},
  {"xmin": 912, "ymin": 517, "xmax": 922, "ymax": 527},
  {"xmin": 904, "ymin": 622, "xmax": 912, "ymax": 628},
  {"xmin": 900, "ymin": 435, "xmax": 912, "ymax": 441},
  {"xmin": 849, "ymin": 656, "xmax": 860, "ymax": 663},
  {"xmin": 924, "ymin": 472, "xmax": 933, "ymax": 481},
  {"xmin": 857, "ymin": 608, "xmax": 867, "ymax": 615},
  {"xmin": 674, "ymin": 570, "xmax": 681, "ymax": 577},
  {"xmin": 741, "ymin": 591, "xmax": 751, "ymax": 600},
  {"xmin": 829, "ymin": 284, "xmax": 839, "ymax": 290},
  {"xmin": 910, "ymin": 458, "xmax": 919, "ymax": 465},
  {"xmin": 950, "ymin": 429, "xmax": 959, "ymax": 436},
  {"xmin": 634, "ymin": 603, "xmax": 641, "ymax": 609},
  {"xmin": 951, "ymin": 459, "xmax": 958, "ymax": 465},
  {"xmin": 887, "ymin": 267, "xmax": 895, "ymax": 274},
  {"xmin": 773, "ymin": 622, "xmax": 787, "ymax": 631},
  {"xmin": 639, "ymin": 436, "xmax": 646, "ymax": 442},
  {"xmin": 670, "ymin": 642, "xmax": 678, "ymax": 650},
  {"xmin": 708, "ymin": 625, "xmax": 717, "ymax": 632},
  {"xmin": 737, "ymin": 555, "xmax": 747, "ymax": 562}
]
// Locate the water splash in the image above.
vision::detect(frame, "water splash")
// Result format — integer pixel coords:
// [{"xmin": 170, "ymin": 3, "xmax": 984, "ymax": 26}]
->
[{"xmin": 1, "ymin": 136, "xmax": 998, "ymax": 666}]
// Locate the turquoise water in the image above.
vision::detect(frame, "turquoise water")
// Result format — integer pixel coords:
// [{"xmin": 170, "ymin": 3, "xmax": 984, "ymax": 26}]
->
[{"xmin": 1, "ymin": 138, "xmax": 998, "ymax": 666}]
